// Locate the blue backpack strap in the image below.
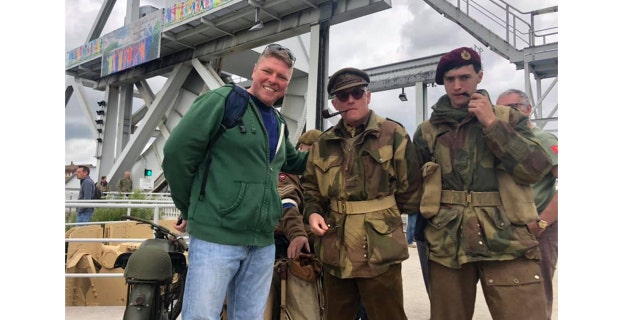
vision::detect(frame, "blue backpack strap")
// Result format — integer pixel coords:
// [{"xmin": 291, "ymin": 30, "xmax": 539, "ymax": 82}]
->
[{"xmin": 199, "ymin": 84, "xmax": 249, "ymax": 200}]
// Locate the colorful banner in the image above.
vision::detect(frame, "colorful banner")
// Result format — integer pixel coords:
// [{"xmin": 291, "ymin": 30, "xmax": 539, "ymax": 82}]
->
[
  {"xmin": 65, "ymin": 0, "xmax": 238, "ymax": 74},
  {"xmin": 100, "ymin": 10, "xmax": 164, "ymax": 76},
  {"xmin": 66, "ymin": 38, "xmax": 102, "ymax": 68},
  {"xmin": 164, "ymin": 0, "xmax": 235, "ymax": 27}
]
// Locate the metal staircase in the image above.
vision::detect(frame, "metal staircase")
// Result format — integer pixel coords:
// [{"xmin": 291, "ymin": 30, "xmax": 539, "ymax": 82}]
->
[{"xmin": 421, "ymin": 0, "xmax": 558, "ymax": 130}]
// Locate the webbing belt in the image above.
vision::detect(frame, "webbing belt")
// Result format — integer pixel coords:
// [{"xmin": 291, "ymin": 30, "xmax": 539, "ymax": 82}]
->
[
  {"xmin": 329, "ymin": 195, "xmax": 396, "ymax": 214},
  {"xmin": 440, "ymin": 190, "xmax": 502, "ymax": 207}
]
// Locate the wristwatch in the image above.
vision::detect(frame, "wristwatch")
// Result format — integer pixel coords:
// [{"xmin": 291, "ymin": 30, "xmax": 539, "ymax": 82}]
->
[{"xmin": 536, "ymin": 218, "xmax": 549, "ymax": 230}]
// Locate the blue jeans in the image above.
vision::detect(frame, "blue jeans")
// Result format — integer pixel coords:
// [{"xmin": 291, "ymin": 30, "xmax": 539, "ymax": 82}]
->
[
  {"xmin": 406, "ymin": 213, "xmax": 417, "ymax": 244},
  {"xmin": 182, "ymin": 236, "xmax": 276, "ymax": 320},
  {"xmin": 76, "ymin": 210, "xmax": 94, "ymax": 223}
]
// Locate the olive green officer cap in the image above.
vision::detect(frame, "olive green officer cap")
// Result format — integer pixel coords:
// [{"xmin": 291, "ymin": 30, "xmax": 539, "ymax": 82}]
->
[{"xmin": 327, "ymin": 67, "xmax": 370, "ymax": 95}]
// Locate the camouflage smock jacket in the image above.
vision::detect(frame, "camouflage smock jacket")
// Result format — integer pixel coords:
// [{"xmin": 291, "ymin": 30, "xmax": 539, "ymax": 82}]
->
[
  {"xmin": 412, "ymin": 92, "xmax": 552, "ymax": 269},
  {"xmin": 302, "ymin": 110, "xmax": 422, "ymax": 278}
]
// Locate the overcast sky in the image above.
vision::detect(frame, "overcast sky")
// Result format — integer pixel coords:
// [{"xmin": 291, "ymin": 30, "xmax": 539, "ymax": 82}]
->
[{"xmin": 65, "ymin": 0, "xmax": 558, "ymax": 166}]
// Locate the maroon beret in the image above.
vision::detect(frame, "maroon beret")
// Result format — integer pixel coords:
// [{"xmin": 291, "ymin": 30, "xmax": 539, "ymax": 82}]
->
[
  {"xmin": 435, "ymin": 47, "xmax": 482, "ymax": 85},
  {"xmin": 327, "ymin": 67, "xmax": 370, "ymax": 95}
]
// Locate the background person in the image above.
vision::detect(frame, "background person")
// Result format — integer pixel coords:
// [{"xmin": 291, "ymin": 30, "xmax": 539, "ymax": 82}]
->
[
  {"xmin": 275, "ymin": 129, "xmax": 322, "ymax": 259},
  {"xmin": 405, "ymin": 212, "xmax": 417, "ymax": 248},
  {"xmin": 98, "ymin": 176, "xmax": 109, "ymax": 193},
  {"xmin": 162, "ymin": 43, "xmax": 308, "ymax": 320},
  {"xmin": 303, "ymin": 67, "xmax": 422, "ymax": 320},
  {"xmin": 117, "ymin": 171, "xmax": 133, "ymax": 193},
  {"xmin": 497, "ymin": 88, "xmax": 558, "ymax": 320},
  {"xmin": 412, "ymin": 47, "xmax": 552, "ymax": 320},
  {"xmin": 74, "ymin": 165, "xmax": 96, "ymax": 223}
]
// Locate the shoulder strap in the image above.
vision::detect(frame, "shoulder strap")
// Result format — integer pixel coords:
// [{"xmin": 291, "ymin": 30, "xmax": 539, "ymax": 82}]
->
[
  {"xmin": 199, "ymin": 84, "xmax": 250, "ymax": 200},
  {"xmin": 419, "ymin": 121, "xmax": 437, "ymax": 160}
]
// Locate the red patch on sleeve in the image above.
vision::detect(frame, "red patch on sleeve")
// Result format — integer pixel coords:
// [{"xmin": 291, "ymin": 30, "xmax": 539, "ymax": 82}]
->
[
  {"xmin": 279, "ymin": 173, "xmax": 286, "ymax": 182},
  {"xmin": 550, "ymin": 145, "xmax": 558, "ymax": 154}
]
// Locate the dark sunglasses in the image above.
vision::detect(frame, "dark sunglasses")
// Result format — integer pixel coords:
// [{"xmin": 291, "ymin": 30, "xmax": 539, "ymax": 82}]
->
[
  {"xmin": 333, "ymin": 88, "xmax": 367, "ymax": 102},
  {"xmin": 263, "ymin": 43, "xmax": 296, "ymax": 65}
]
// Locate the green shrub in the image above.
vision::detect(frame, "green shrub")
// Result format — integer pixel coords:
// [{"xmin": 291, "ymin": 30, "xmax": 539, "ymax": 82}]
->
[{"xmin": 91, "ymin": 189, "xmax": 154, "ymax": 222}]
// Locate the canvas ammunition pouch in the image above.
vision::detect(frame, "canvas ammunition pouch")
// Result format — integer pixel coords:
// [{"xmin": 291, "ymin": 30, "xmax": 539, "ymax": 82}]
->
[{"xmin": 419, "ymin": 161, "xmax": 442, "ymax": 219}]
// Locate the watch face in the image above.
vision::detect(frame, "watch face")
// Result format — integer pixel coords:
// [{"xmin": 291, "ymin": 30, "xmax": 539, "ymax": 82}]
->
[{"xmin": 538, "ymin": 220, "xmax": 549, "ymax": 229}]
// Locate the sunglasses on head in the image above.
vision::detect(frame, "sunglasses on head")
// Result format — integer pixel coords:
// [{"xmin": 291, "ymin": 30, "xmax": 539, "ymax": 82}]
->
[
  {"xmin": 333, "ymin": 88, "xmax": 367, "ymax": 102},
  {"xmin": 263, "ymin": 43, "xmax": 296, "ymax": 65}
]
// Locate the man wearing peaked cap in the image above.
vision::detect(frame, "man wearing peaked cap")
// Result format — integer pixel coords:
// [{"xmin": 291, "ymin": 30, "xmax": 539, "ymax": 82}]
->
[
  {"xmin": 411, "ymin": 47, "xmax": 552, "ymax": 319},
  {"xmin": 327, "ymin": 67, "xmax": 370, "ymax": 95},
  {"xmin": 302, "ymin": 66, "xmax": 422, "ymax": 320}
]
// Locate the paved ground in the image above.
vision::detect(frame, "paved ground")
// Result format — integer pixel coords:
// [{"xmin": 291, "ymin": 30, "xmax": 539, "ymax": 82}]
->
[{"xmin": 65, "ymin": 245, "xmax": 558, "ymax": 320}]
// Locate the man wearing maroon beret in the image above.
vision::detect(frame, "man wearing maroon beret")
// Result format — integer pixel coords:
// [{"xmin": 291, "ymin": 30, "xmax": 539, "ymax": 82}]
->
[{"xmin": 412, "ymin": 47, "xmax": 552, "ymax": 319}]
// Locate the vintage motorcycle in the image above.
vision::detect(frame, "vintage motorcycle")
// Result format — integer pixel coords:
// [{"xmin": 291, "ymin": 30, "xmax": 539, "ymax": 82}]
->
[{"xmin": 114, "ymin": 215, "xmax": 188, "ymax": 320}]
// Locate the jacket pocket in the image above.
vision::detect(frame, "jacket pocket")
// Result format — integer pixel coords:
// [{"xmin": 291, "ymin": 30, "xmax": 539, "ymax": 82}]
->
[
  {"xmin": 419, "ymin": 162, "xmax": 442, "ymax": 219},
  {"xmin": 479, "ymin": 258, "xmax": 544, "ymax": 287},
  {"xmin": 312, "ymin": 156, "xmax": 342, "ymax": 193},
  {"xmin": 426, "ymin": 206, "xmax": 462, "ymax": 258},
  {"xmin": 315, "ymin": 214, "xmax": 343, "ymax": 267},
  {"xmin": 364, "ymin": 211, "xmax": 409, "ymax": 264},
  {"xmin": 496, "ymin": 166, "xmax": 538, "ymax": 225},
  {"xmin": 362, "ymin": 145, "xmax": 394, "ymax": 179},
  {"xmin": 478, "ymin": 207, "xmax": 510, "ymax": 231}
]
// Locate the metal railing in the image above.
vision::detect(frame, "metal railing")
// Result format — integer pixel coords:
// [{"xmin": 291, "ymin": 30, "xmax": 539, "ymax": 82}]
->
[
  {"xmin": 449, "ymin": 0, "xmax": 558, "ymax": 49},
  {"xmin": 65, "ymin": 191, "xmax": 181, "ymax": 221}
]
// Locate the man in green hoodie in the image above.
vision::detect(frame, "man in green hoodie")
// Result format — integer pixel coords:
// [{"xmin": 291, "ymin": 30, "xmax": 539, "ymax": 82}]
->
[{"xmin": 162, "ymin": 43, "xmax": 308, "ymax": 320}]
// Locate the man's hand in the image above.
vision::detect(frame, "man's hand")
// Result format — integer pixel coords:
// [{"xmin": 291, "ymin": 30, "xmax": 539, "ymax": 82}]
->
[
  {"xmin": 527, "ymin": 221, "xmax": 545, "ymax": 238},
  {"xmin": 174, "ymin": 217, "xmax": 187, "ymax": 233},
  {"xmin": 467, "ymin": 92, "xmax": 496, "ymax": 127},
  {"xmin": 287, "ymin": 236, "xmax": 310, "ymax": 258},
  {"xmin": 308, "ymin": 213, "xmax": 329, "ymax": 236}
]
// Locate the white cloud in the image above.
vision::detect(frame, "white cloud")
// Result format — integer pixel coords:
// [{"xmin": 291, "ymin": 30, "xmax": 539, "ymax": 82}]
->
[{"xmin": 65, "ymin": 138, "xmax": 98, "ymax": 166}]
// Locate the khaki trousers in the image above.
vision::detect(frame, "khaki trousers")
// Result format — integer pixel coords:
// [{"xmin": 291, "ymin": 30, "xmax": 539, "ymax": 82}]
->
[
  {"xmin": 538, "ymin": 221, "xmax": 558, "ymax": 320},
  {"xmin": 323, "ymin": 263, "xmax": 407, "ymax": 320},
  {"xmin": 429, "ymin": 258, "xmax": 547, "ymax": 320}
]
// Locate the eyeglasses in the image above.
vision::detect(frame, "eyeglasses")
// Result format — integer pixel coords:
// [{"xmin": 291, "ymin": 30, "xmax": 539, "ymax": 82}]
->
[
  {"xmin": 333, "ymin": 88, "xmax": 367, "ymax": 102},
  {"xmin": 263, "ymin": 43, "xmax": 296, "ymax": 65},
  {"xmin": 505, "ymin": 103, "xmax": 525, "ymax": 110}
]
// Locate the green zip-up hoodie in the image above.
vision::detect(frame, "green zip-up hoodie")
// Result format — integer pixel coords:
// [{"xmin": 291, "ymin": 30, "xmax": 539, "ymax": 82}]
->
[{"xmin": 162, "ymin": 85, "xmax": 308, "ymax": 246}]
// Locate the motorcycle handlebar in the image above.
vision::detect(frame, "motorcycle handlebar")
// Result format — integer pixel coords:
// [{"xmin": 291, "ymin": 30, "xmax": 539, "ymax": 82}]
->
[{"xmin": 120, "ymin": 215, "xmax": 184, "ymax": 244}]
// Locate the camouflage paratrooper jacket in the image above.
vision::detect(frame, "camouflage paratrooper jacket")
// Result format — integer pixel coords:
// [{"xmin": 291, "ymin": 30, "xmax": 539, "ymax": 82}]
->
[
  {"xmin": 302, "ymin": 110, "xmax": 422, "ymax": 278},
  {"xmin": 412, "ymin": 91, "xmax": 552, "ymax": 269}
]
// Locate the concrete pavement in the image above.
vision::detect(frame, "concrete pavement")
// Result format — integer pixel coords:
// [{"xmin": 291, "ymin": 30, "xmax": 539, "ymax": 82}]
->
[{"xmin": 65, "ymin": 245, "xmax": 558, "ymax": 320}]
